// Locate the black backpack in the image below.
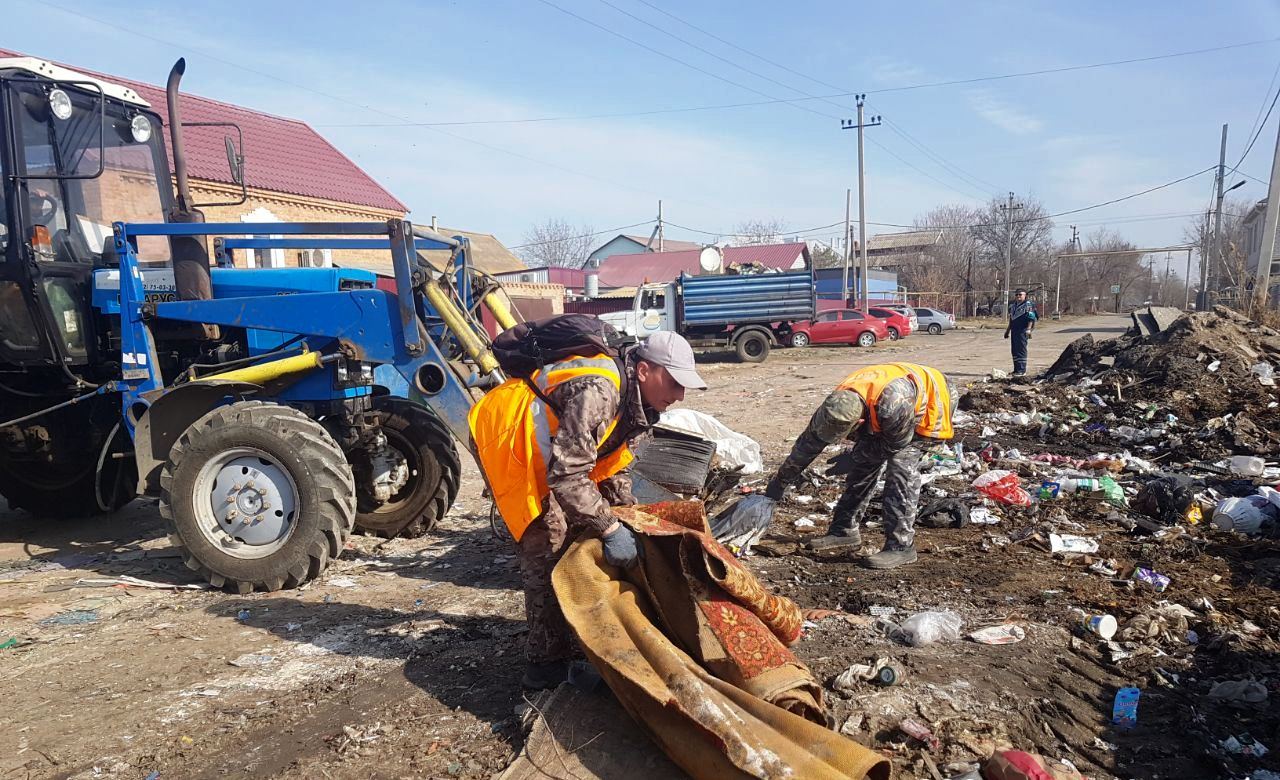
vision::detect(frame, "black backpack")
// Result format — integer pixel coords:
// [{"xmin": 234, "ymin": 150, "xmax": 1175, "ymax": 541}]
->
[{"xmin": 491, "ymin": 314, "xmax": 631, "ymax": 412}]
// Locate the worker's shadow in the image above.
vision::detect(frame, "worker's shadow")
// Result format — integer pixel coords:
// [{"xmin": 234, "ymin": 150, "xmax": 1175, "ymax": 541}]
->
[
  {"xmin": 209, "ymin": 597, "xmax": 530, "ymax": 749},
  {"xmin": 370, "ymin": 520, "xmax": 522, "ymax": 592}
]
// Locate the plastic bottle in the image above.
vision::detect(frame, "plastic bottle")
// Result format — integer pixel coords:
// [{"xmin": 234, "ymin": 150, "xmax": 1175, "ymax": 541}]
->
[{"xmin": 1230, "ymin": 456, "xmax": 1265, "ymax": 477}]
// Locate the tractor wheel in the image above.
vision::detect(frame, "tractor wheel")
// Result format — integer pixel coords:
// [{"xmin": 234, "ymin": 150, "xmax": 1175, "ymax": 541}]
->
[
  {"xmin": 0, "ymin": 425, "xmax": 135, "ymax": 518},
  {"xmin": 735, "ymin": 331, "xmax": 770, "ymax": 363},
  {"xmin": 159, "ymin": 401, "xmax": 355, "ymax": 593},
  {"xmin": 789, "ymin": 332, "xmax": 810, "ymax": 348},
  {"xmin": 856, "ymin": 331, "xmax": 877, "ymax": 348},
  {"xmin": 353, "ymin": 398, "xmax": 461, "ymax": 539},
  {"xmin": 928, "ymin": 323, "xmax": 943, "ymax": 335}
]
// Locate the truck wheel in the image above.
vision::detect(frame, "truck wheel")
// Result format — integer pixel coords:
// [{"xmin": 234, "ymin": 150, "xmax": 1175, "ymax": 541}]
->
[
  {"xmin": 735, "ymin": 331, "xmax": 770, "ymax": 363},
  {"xmin": 856, "ymin": 331, "xmax": 877, "ymax": 348},
  {"xmin": 928, "ymin": 323, "xmax": 942, "ymax": 335},
  {"xmin": 354, "ymin": 398, "xmax": 460, "ymax": 538},
  {"xmin": 160, "ymin": 401, "xmax": 355, "ymax": 593},
  {"xmin": 789, "ymin": 332, "xmax": 810, "ymax": 348}
]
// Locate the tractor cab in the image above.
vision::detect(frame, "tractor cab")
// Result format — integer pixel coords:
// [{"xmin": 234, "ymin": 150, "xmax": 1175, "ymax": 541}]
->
[{"xmin": 0, "ymin": 57, "xmax": 174, "ymax": 374}]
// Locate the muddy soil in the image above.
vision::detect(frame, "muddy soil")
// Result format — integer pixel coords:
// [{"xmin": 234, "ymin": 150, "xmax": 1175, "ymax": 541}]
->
[{"xmin": 6, "ymin": 314, "xmax": 1273, "ymax": 780}]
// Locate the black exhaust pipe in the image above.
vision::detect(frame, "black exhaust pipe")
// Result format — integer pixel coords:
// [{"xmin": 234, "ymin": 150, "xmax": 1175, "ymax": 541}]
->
[{"xmin": 165, "ymin": 58, "xmax": 214, "ymax": 311}]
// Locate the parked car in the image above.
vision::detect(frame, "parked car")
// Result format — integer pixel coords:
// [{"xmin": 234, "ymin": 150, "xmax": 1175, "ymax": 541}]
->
[
  {"xmin": 868, "ymin": 307, "xmax": 913, "ymax": 340},
  {"xmin": 876, "ymin": 304, "xmax": 919, "ymax": 334},
  {"xmin": 914, "ymin": 307, "xmax": 956, "ymax": 335},
  {"xmin": 790, "ymin": 309, "xmax": 889, "ymax": 348}
]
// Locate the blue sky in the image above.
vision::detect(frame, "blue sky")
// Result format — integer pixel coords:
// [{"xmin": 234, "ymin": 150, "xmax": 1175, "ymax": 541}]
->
[{"xmin": 8, "ymin": 0, "xmax": 1280, "ymax": 256}]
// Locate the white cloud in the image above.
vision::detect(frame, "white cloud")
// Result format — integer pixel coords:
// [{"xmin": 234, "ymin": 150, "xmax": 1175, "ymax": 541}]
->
[
  {"xmin": 865, "ymin": 57, "xmax": 927, "ymax": 87},
  {"xmin": 967, "ymin": 90, "xmax": 1044, "ymax": 135}
]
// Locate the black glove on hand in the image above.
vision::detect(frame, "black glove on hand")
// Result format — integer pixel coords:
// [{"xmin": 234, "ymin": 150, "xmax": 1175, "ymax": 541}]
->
[
  {"xmin": 601, "ymin": 524, "xmax": 641, "ymax": 568},
  {"xmin": 763, "ymin": 478, "xmax": 786, "ymax": 501},
  {"xmin": 825, "ymin": 449, "xmax": 857, "ymax": 477}
]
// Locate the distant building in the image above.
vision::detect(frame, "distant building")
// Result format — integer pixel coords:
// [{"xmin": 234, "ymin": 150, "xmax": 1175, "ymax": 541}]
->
[
  {"xmin": 596, "ymin": 242, "xmax": 811, "ymax": 289},
  {"xmin": 585, "ymin": 233, "xmax": 703, "ymax": 268},
  {"xmin": 811, "ymin": 230, "xmax": 944, "ymax": 270},
  {"xmin": 1242, "ymin": 199, "xmax": 1280, "ymax": 284},
  {"xmin": 494, "ymin": 266, "xmax": 587, "ymax": 296}
]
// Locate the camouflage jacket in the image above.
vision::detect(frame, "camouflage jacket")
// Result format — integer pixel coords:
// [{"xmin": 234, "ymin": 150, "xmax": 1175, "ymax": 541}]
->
[{"xmin": 543, "ymin": 354, "xmax": 655, "ymax": 535}]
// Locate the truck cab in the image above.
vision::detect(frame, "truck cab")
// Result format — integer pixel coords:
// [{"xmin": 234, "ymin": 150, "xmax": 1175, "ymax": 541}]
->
[{"xmin": 598, "ymin": 282, "xmax": 673, "ymax": 338}]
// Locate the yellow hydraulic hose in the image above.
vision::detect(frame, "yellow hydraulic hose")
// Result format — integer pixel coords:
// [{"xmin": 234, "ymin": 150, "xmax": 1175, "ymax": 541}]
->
[
  {"xmin": 483, "ymin": 291, "xmax": 518, "ymax": 332},
  {"xmin": 205, "ymin": 350, "xmax": 325, "ymax": 384},
  {"xmin": 422, "ymin": 279, "xmax": 500, "ymax": 374}
]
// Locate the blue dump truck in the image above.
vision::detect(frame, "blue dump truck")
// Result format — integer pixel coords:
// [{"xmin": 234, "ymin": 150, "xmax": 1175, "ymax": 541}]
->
[{"xmin": 598, "ymin": 269, "xmax": 816, "ymax": 363}]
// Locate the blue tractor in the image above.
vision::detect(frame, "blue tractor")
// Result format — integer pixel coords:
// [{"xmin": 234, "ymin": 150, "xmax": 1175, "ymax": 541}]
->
[{"xmin": 0, "ymin": 57, "xmax": 510, "ymax": 591}]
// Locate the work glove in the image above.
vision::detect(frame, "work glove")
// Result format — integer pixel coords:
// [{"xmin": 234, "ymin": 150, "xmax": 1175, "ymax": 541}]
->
[
  {"xmin": 601, "ymin": 523, "xmax": 642, "ymax": 568},
  {"xmin": 763, "ymin": 478, "xmax": 786, "ymax": 501},
  {"xmin": 1003, "ymin": 330, "xmax": 1010, "ymax": 340},
  {"xmin": 1026, "ymin": 331, "xmax": 1033, "ymax": 340},
  {"xmin": 825, "ymin": 449, "xmax": 857, "ymax": 477}
]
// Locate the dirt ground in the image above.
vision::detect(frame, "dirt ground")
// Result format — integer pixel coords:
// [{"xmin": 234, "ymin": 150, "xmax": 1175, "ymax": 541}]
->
[{"xmin": 7, "ymin": 313, "xmax": 1268, "ymax": 780}]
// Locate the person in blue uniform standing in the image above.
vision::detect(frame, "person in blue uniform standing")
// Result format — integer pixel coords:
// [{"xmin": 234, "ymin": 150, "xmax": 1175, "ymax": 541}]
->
[{"xmin": 1003, "ymin": 289, "xmax": 1036, "ymax": 377}]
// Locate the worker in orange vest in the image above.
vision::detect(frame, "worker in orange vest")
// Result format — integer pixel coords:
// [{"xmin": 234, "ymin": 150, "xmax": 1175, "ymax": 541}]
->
[
  {"xmin": 469, "ymin": 330, "xmax": 706, "ymax": 688},
  {"xmin": 754, "ymin": 363, "xmax": 956, "ymax": 569}
]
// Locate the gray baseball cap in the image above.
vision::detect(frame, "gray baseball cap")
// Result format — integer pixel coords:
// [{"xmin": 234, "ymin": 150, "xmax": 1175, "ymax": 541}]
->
[{"xmin": 636, "ymin": 331, "xmax": 707, "ymax": 390}]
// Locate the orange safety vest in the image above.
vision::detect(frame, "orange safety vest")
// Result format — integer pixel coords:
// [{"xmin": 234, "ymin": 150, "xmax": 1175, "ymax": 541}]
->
[
  {"xmin": 834, "ymin": 362, "xmax": 954, "ymax": 439},
  {"xmin": 468, "ymin": 354, "xmax": 635, "ymax": 541}
]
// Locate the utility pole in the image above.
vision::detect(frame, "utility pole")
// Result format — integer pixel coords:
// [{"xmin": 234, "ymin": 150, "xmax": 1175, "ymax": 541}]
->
[
  {"xmin": 842, "ymin": 188, "xmax": 852, "ymax": 305},
  {"xmin": 1253, "ymin": 114, "xmax": 1280, "ymax": 312},
  {"xmin": 998, "ymin": 192, "xmax": 1023, "ymax": 319},
  {"xmin": 1203, "ymin": 125, "xmax": 1228, "ymax": 309},
  {"xmin": 657, "ymin": 199, "xmax": 664, "ymax": 252},
  {"xmin": 841, "ymin": 95, "xmax": 880, "ymax": 312}
]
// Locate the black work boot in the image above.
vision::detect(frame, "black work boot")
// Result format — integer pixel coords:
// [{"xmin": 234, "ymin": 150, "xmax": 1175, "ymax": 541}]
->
[
  {"xmin": 862, "ymin": 546, "xmax": 918, "ymax": 569},
  {"xmin": 521, "ymin": 659, "xmax": 570, "ymax": 690},
  {"xmin": 807, "ymin": 525, "xmax": 863, "ymax": 551}
]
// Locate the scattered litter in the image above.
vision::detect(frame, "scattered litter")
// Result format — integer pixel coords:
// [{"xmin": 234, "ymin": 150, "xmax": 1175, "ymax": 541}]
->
[
  {"xmin": 1133, "ymin": 567, "xmax": 1171, "ymax": 592},
  {"xmin": 1049, "ymin": 534, "xmax": 1099, "ymax": 555},
  {"xmin": 969, "ymin": 507, "xmax": 998, "ymax": 525},
  {"xmin": 282, "ymin": 622, "xmax": 302, "ymax": 632},
  {"xmin": 656, "ymin": 408, "xmax": 763, "ymax": 473},
  {"xmin": 792, "ymin": 517, "xmax": 815, "ymax": 529},
  {"xmin": 39, "ymin": 609, "xmax": 99, "ymax": 626},
  {"xmin": 1222, "ymin": 734, "xmax": 1269, "ymax": 757},
  {"xmin": 972, "ymin": 470, "xmax": 1032, "ymax": 507},
  {"xmin": 328, "ymin": 577, "xmax": 359, "ymax": 588},
  {"xmin": 868, "ymin": 605, "xmax": 896, "ymax": 617},
  {"xmin": 1208, "ymin": 679, "xmax": 1269, "ymax": 704},
  {"xmin": 832, "ymin": 657, "xmax": 897, "ymax": 692},
  {"xmin": 897, "ymin": 611, "xmax": 963, "ymax": 646},
  {"xmin": 1112, "ymin": 686, "xmax": 1140, "ymax": 730},
  {"xmin": 1207, "ymin": 359, "xmax": 1221, "ymax": 372},
  {"xmin": 74, "ymin": 575, "xmax": 209, "ymax": 590},
  {"xmin": 0, "ymin": 637, "xmax": 17, "ymax": 650},
  {"xmin": 1075, "ymin": 611, "xmax": 1118, "ymax": 640},
  {"xmin": 968, "ymin": 624, "xmax": 1026, "ymax": 644},
  {"xmin": 236, "ymin": 609, "xmax": 251, "ymax": 622},
  {"xmin": 899, "ymin": 717, "xmax": 940, "ymax": 751}
]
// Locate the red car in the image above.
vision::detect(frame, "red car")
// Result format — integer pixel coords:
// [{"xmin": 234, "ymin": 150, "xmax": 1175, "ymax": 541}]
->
[
  {"xmin": 868, "ymin": 307, "xmax": 913, "ymax": 340},
  {"xmin": 789, "ymin": 309, "xmax": 889, "ymax": 348}
]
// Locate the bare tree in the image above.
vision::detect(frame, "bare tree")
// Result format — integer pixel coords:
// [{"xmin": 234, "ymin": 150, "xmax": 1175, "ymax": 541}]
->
[
  {"xmin": 1183, "ymin": 196, "xmax": 1255, "ymax": 296},
  {"xmin": 733, "ymin": 218, "xmax": 788, "ymax": 246},
  {"xmin": 1068, "ymin": 228, "xmax": 1147, "ymax": 312},
  {"xmin": 518, "ymin": 218, "xmax": 595, "ymax": 268},
  {"xmin": 912, "ymin": 204, "xmax": 984, "ymax": 314},
  {"xmin": 969, "ymin": 196, "xmax": 1055, "ymax": 300}
]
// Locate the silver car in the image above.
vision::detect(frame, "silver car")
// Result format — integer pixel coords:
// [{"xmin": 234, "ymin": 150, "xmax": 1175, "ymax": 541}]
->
[{"xmin": 913, "ymin": 307, "xmax": 956, "ymax": 335}]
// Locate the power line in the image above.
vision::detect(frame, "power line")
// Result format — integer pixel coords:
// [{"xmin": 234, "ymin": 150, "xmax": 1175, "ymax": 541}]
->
[
  {"xmin": 509, "ymin": 220, "xmax": 653, "ymax": 249},
  {"xmin": 316, "ymin": 36, "xmax": 1280, "ymax": 127},
  {"xmin": 1227, "ymin": 86, "xmax": 1280, "ymax": 184},
  {"xmin": 37, "ymin": 1, "xmax": 705, "ymax": 209}
]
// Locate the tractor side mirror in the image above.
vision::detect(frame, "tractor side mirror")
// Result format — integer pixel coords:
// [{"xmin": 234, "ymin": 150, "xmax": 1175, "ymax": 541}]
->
[{"xmin": 225, "ymin": 136, "xmax": 244, "ymax": 186}]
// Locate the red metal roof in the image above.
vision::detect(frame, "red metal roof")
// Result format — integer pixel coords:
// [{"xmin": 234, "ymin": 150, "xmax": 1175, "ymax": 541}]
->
[
  {"xmin": 597, "ymin": 242, "xmax": 810, "ymax": 288},
  {"xmin": 0, "ymin": 49, "xmax": 406, "ymax": 213}
]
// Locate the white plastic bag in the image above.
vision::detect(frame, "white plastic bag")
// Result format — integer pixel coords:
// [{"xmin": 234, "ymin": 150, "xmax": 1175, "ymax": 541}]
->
[
  {"xmin": 656, "ymin": 408, "xmax": 763, "ymax": 474},
  {"xmin": 898, "ymin": 611, "xmax": 963, "ymax": 646},
  {"xmin": 1253, "ymin": 362, "xmax": 1276, "ymax": 386}
]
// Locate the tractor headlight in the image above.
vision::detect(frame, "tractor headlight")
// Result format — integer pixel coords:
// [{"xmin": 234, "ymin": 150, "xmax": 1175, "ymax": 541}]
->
[
  {"xmin": 130, "ymin": 114, "xmax": 152, "ymax": 143},
  {"xmin": 48, "ymin": 88, "xmax": 73, "ymax": 121}
]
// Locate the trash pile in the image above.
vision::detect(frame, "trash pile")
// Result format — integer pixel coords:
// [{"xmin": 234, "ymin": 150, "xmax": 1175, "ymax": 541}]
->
[{"xmin": 962, "ymin": 306, "xmax": 1280, "ymax": 460}]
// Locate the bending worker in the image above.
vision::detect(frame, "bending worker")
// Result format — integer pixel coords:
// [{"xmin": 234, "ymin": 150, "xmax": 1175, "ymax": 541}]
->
[
  {"xmin": 755, "ymin": 362, "xmax": 956, "ymax": 569},
  {"xmin": 468, "ymin": 330, "xmax": 706, "ymax": 689},
  {"xmin": 1004, "ymin": 288, "xmax": 1037, "ymax": 377}
]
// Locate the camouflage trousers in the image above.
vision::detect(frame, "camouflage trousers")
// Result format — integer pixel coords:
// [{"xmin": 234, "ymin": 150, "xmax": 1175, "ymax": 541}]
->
[
  {"xmin": 516, "ymin": 508, "xmax": 576, "ymax": 664},
  {"xmin": 776, "ymin": 382, "xmax": 923, "ymax": 550}
]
